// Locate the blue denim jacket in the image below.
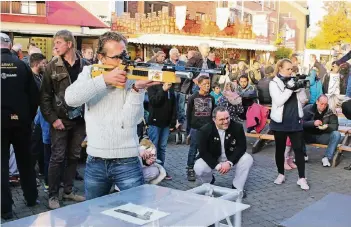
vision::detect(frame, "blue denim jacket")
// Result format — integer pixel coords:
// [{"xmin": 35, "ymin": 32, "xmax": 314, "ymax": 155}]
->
[{"xmin": 34, "ymin": 108, "xmax": 51, "ymax": 144}]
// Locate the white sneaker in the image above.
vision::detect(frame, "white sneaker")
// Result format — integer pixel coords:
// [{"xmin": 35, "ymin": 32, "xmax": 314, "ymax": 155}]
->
[
  {"xmin": 322, "ymin": 157, "xmax": 331, "ymax": 167},
  {"xmin": 297, "ymin": 178, "xmax": 310, "ymax": 190},
  {"xmin": 274, "ymin": 174, "xmax": 285, "ymax": 185},
  {"xmin": 304, "ymin": 155, "xmax": 309, "ymax": 162}
]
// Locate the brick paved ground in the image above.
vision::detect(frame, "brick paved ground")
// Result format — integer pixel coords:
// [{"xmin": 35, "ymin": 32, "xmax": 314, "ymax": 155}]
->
[{"xmin": 2, "ymin": 137, "xmax": 351, "ymax": 227}]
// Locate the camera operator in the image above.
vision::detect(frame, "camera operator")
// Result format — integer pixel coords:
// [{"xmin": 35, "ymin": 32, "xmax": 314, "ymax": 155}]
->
[
  {"xmin": 269, "ymin": 59, "xmax": 309, "ymax": 190},
  {"xmin": 40, "ymin": 30, "xmax": 89, "ymax": 209}
]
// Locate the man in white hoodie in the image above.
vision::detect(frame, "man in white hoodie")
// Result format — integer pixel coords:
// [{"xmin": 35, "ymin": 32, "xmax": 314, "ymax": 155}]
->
[
  {"xmin": 322, "ymin": 61, "xmax": 345, "ymax": 95},
  {"xmin": 65, "ymin": 32, "xmax": 158, "ymax": 200}
]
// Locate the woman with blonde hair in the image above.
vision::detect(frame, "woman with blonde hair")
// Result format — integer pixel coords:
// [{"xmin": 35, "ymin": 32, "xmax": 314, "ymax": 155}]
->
[{"xmin": 269, "ymin": 58, "xmax": 310, "ymax": 190}]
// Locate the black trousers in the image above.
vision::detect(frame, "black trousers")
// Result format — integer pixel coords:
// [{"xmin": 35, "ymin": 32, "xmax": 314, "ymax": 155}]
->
[
  {"xmin": 48, "ymin": 123, "xmax": 85, "ymax": 197},
  {"xmin": 30, "ymin": 124, "xmax": 44, "ymax": 174},
  {"xmin": 1, "ymin": 125, "xmax": 38, "ymax": 213},
  {"xmin": 273, "ymin": 131, "xmax": 305, "ymax": 178}
]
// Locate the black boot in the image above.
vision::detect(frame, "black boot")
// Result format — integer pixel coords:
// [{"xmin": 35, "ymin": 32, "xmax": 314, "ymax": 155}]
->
[
  {"xmin": 344, "ymin": 164, "xmax": 351, "ymax": 170},
  {"xmin": 186, "ymin": 167, "xmax": 196, "ymax": 181}
]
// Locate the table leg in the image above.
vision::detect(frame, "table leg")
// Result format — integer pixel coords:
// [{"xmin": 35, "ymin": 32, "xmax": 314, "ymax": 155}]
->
[{"xmin": 234, "ymin": 193, "xmax": 242, "ymax": 227}]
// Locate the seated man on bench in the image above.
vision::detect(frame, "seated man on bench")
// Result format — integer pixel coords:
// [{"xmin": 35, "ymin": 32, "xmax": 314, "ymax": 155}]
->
[
  {"xmin": 194, "ymin": 106, "xmax": 253, "ymax": 197},
  {"xmin": 302, "ymin": 95, "xmax": 341, "ymax": 167}
]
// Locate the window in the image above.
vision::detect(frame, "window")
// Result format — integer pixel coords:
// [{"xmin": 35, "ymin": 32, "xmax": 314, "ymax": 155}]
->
[
  {"xmin": 269, "ymin": 21, "xmax": 275, "ymax": 34},
  {"xmin": 196, "ymin": 12, "xmax": 205, "ymax": 21},
  {"xmin": 145, "ymin": 1, "xmax": 170, "ymax": 15},
  {"xmin": 21, "ymin": 1, "xmax": 37, "ymax": 14}
]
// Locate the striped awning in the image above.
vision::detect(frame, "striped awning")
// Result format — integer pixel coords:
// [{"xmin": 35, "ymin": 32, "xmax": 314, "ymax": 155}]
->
[{"xmin": 127, "ymin": 34, "xmax": 277, "ymax": 51}]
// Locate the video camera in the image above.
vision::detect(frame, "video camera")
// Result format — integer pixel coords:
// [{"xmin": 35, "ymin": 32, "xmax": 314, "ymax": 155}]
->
[{"xmin": 293, "ymin": 74, "xmax": 310, "ymax": 89}]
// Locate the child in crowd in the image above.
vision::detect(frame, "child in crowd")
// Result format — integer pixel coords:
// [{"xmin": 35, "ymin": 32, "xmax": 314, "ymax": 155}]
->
[
  {"xmin": 236, "ymin": 75, "xmax": 258, "ymax": 120},
  {"xmin": 186, "ymin": 76, "xmax": 215, "ymax": 181},
  {"xmin": 139, "ymin": 137, "xmax": 166, "ymax": 184},
  {"xmin": 217, "ymin": 82, "xmax": 244, "ymax": 122},
  {"xmin": 210, "ymin": 82, "xmax": 223, "ymax": 105}
]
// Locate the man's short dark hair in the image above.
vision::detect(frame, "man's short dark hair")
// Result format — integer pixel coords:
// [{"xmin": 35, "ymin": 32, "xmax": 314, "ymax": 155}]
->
[
  {"xmin": 212, "ymin": 106, "xmax": 228, "ymax": 118},
  {"xmin": 264, "ymin": 65, "xmax": 274, "ymax": 75},
  {"xmin": 152, "ymin": 47, "xmax": 162, "ymax": 55},
  {"xmin": 239, "ymin": 75, "xmax": 249, "ymax": 81},
  {"xmin": 197, "ymin": 75, "xmax": 210, "ymax": 85},
  {"xmin": 30, "ymin": 53, "xmax": 46, "ymax": 68},
  {"xmin": 97, "ymin": 32, "xmax": 127, "ymax": 55},
  {"xmin": 212, "ymin": 82, "xmax": 220, "ymax": 89}
]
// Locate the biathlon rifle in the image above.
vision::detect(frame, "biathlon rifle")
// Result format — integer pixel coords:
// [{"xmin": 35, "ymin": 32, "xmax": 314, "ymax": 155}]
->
[{"xmin": 91, "ymin": 50, "xmax": 226, "ymax": 88}]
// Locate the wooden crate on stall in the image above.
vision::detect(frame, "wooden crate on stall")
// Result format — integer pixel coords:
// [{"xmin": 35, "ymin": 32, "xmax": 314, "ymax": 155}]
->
[{"xmin": 30, "ymin": 37, "xmax": 53, "ymax": 59}]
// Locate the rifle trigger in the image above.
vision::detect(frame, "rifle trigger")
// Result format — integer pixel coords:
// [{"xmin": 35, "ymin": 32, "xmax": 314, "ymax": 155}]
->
[{"xmin": 123, "ymin": 65, "xmax": 129, "ymax": 72}]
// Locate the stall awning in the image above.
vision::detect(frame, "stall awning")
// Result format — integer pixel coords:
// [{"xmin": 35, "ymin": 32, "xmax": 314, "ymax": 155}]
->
[{"xmin": 127, "ymin": 34, "xmax": 277, "ymax": 51}]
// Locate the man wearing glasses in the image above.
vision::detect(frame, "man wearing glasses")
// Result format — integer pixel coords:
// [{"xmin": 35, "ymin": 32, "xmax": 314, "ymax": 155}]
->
[
  {"xmin": 65, "ymin": 32, "xmax": 158, "ymax": 200},
  {"xmin": 194, "ymin": 106, "xmax": 253, "ymax": 197}
]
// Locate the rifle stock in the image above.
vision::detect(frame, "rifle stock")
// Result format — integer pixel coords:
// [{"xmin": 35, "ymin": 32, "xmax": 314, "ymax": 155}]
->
[{"xmin": 92, "ymin": 64, "xmax": 186, "ymax": 88}]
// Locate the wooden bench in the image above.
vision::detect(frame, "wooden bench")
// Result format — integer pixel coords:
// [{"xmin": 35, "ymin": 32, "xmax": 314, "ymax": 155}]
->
[
  {"xmin": 262, "ymin": 105, "xmax": 347, "ymax": 118},
  {"xmin": 246, "ymin": 132, "xmax": 351, "ymax": 153}
]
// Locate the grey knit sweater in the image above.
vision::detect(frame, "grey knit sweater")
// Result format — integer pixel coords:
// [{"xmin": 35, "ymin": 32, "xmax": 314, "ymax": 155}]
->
[{"xmin": 65, "ymin": 65, "xmax": 145, "ymax": 159}]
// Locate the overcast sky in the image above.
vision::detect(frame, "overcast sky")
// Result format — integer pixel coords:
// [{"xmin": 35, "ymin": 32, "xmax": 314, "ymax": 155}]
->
[{"xmin": 307, "ymin": 0, "xmax": 326, "ymax": 37}]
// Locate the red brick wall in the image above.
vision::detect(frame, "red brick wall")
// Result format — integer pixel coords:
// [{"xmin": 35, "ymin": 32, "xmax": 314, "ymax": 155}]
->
[{"xmin": 170, "ymin": 1, "xmax": 217, "ymax": 21}]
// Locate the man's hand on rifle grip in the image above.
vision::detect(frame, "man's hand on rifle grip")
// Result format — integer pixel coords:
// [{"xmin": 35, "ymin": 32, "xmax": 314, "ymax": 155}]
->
[{"xmin": 103, "ymin": 67, "xmax": 127, "ymax": 87}]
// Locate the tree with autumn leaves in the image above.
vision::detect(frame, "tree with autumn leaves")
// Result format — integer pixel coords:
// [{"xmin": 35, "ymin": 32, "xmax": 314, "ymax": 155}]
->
[{"xmin": 307, "ymin": 1, "xmax": 351, "ymax": 49}]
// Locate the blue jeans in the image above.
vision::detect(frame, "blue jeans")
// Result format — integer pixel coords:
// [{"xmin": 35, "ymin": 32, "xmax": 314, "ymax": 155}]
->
[
  {"xmin": 148, "ymin": 125, "xmax": 170, "ymax": 166},
  {"xmin": 85, "ymin": 156, "xmax": 144, "ymax": 200},
  {"xmin": 346, "ymin": 75, "xmax": 351, "ymax": 98},
  {"xmin": 187, "ymin": 128, "xmax": 198, "ymax": 167},
  {"xmin": 174, "ymin": 92, "xmax": 186, "ymax": 124},
  {"xmin": 304, "ymin": 131, "xmax": 342, "ymax": 159}
]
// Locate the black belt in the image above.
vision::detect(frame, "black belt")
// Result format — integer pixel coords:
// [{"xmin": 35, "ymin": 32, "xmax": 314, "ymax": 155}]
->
[
  {"xmin": 91, "ymin": 156, "xmax": 136, "ymax": 161},
  {"xmin": 91, "ymin": 156, "xmax": 119, "ymax": 161}
]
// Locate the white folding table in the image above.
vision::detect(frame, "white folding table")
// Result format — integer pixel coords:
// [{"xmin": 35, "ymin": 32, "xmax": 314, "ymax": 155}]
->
[{"xmin": 3, "ymin": 184, "xmax": 250, "ymax": 227}]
